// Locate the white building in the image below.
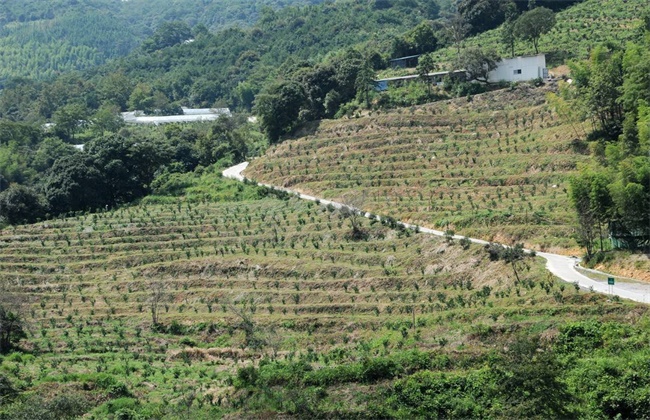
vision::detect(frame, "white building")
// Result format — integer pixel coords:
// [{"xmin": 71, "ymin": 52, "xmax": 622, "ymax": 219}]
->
[
  {"xmin": 487, "ymin": 54, "xmax": 547, "ymax": 83},
  {"xmin": 375, "ymin": 54, "xmax": 548, "ymax": 92},
  {"xmin": 121, "ymin": 108, "xmax": 231, "ymax": 125}
]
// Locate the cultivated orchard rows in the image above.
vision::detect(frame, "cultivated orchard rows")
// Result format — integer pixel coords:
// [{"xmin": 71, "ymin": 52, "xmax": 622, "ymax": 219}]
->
[
  {"xmin": 2, "ymin": 199, "xmax": 542, "ymax": 320},
  {"xmin": 247, "ymin": 86, "xmax": 590, "ymax": 252},
  {"xmin": 0, "ymin": 195, "xmax": 606, "ymax": 405}
]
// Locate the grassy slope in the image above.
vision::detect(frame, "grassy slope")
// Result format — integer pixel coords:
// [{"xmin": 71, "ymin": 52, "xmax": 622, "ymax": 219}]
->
[
  {"xmin": 246, "ymin": 84, "xmax": 590, "ymax": 253},
  {"xmin": 0, "ymin": 175, "xmax": 640, "ymax": 417}
]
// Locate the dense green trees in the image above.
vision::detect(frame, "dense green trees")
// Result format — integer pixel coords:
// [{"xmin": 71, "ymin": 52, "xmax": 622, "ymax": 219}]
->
[
  {"xmin": 500, "ymin": 1, "xmax": 518, "ymax": 57},
  {"xmin": 0, "ymin": 0, "xmax": 332, "ymax": 81},
  {"xmin": 142, "ymin": 22, "xmax": 193, "ymax": 53},
  {"xmin": 489, "ymin": 336, "xmax": 575, "ymax": 418},
  {"xmin": 196, "ymin": 116, "xmax": 249, "ymax": 165},
  {"xmin": 416, "ymin": 53, "xmax": 436, "ymax": 94},
  {"xmin": 370, "ymin": 335, "xmax": 574, "ymax": 418},
  {"xmin": 43, "ymin": 154, "xmax": 106, "ymax": 214},
  {"xmin": 568, "ymin": 38, "xmax": 650, "ymax": 254},
  {"xmin": 0, "ymin": 184, "xmax": 47, "ymax": 225},
  {"xmin": 254, "ymin": 48, "xmax": 379, "ymax": 140},
  {"xmin": 0, "ymin": 110, "xmax": 263, "ymax": 224},
  {"xmin": 391, "ymin": 21, "xmax": 439, "ymax": 58},
  {"xmin": 0, "ymin": 304, "xmax": 25, "ymax": 354},
  {"xmin": 255, "ymin": 82, "xmax": 307, "ymax": 142},
  {"xmin": 458, "ymin": 0, "xmax": 507, "ymax": 35},
  {"xmin": 0, "ymin": 0, "xmax": 442, "ymax": 127}
]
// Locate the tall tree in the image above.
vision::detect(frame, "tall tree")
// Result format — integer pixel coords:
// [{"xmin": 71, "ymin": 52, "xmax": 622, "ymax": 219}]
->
[
  {"xmin": 443, "ymin": 13, "xmax": 472, "ymax": 57},
  {"xmin": 583, "ymin": 48, "xmax": 625, "ymax": 139},
  {"xmin": 43, "ymin": 153, "xmax": 107, "ymax": 214},
  {"xmin": 457, "ymin": 47, "xmax": 500, "ymax": 84},
  {"xmin": 503, "ymin": 243, "xmax": 526, "ymax": 283},
  {"xmin": 500, "ymin": 1, "xmax": 518, "ymax": 58},
  {"xmin": 416, "ymin": 53, "xmax": 436, "ymax": 95},
  {"xmin": 142, "ymin": 21, "xmax": 192, "ymax": 53},
  {"xmin": 570, "ymin": 172, "xmax": 598, "ymax": 257},
  {"xmin": 0, "ymin": 305, "xmax": 24, "ymax": 354},
  {"xmin": 96, "ymin": 72, "xmax": 133, "ymax": 111},
  {"xmin": 609, "ymin": 157, "xmax": 650, "ymax": 245},
  {"xmin": 149, "ymin": 282, "xmax": 166, "ymax": 327},
  {"xmin": 91, "ymin": 104, "xmax": 124, "ymax": 136},
  {"xmin": 254, "ymin": 81, "xmax": 306, "ymax": 143},
  {"xmin": 406, "ymin": 21, "xmax": 438, "ymax": 55},
  {"xmin": 0, "ymin": 288, "xmax": 26, "ymax": 354},
  {"xmin": 514, "ymin": 7, "xmax": 556, "ymax": 54},
  {"xmin": 589, "ymin": 172, "xmax": 614, "ymax": 251},
  {"xmin": 355, "ymin": 62, "xmax": 377, "ymax": 108},
  {"xmin": 52, "ymin": 103, "xmax": 88, "ymax": 141}
]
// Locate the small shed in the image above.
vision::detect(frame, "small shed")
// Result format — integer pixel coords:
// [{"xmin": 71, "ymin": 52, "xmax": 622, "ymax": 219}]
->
[
  {"xmin": 389, "ymin": 55, "xmax": 421, "ymax": 69},
  {"xmin": 609, "ymin": 221, "xmax": 650, "ymax": 250},
  {"xmin": 488, "ymin": 54, "xmax": 548, "ymax": 83}
]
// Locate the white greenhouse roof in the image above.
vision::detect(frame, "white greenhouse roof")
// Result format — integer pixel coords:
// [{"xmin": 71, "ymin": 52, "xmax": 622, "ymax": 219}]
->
[{"xmin": 121, "ymin": 108, "xmax": 231, "ymax": 125}]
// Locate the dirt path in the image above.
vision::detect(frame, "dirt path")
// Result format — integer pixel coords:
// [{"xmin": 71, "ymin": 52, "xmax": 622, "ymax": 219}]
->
[{"xmin": 224, "ymin": 162, "xmax": 650, "ymax": 304}]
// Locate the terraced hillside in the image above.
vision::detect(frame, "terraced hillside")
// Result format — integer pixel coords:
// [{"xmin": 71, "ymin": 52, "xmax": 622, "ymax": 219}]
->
[
  {"xmin": 1, "ymin": 181, "xmax": 649, "ymax": 417},
  {"xmin": 432, "ymin": 0, "xmax": 648, "ymax": 67},
  {"xmin": 0, "ymin": 193, "xmax": 533, "ymax": 415},
  {"xmin": 246, "ymin": 85, "xmax": 589, "ymax": 253}
]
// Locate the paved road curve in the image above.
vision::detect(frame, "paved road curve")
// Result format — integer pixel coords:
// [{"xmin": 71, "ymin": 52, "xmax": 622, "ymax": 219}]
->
[{"xmin": 224, "ymin": 162, "xmax": 650, "ymax": 304}]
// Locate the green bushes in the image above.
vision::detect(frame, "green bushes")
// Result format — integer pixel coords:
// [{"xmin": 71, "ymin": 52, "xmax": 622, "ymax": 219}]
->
[
  {"xmin": 556, "ymin": 320, "xmax": 604, "ymax": 354},
  {"xmin": 372, "ymin": 370, "xmax": 491, "ymax": 419},
  {"xmin": 235, "ymin": 350, "xmax": 451, "ymax": 390},
  {"xmin": 0, "ymin": 374, "xmax": 16, "ymax": 403},
  {"xmin": 567, "ymin": 355, "xmax": 650, "ymax": 418},
  {"xmin": 0, "ymin": 393, "xmax": 93, "ymax": 420}
]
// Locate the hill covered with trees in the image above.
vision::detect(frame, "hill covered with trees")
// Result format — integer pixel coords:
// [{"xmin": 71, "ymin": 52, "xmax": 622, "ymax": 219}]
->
[{"xmin": 0, "ymin": 0, "xmax": 326, "ymax": 80}]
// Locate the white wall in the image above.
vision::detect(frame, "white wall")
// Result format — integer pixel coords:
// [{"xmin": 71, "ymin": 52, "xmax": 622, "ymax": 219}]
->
[{"xmin": 488, "ymin": 54, "xmax": 546, "ymax": 83}]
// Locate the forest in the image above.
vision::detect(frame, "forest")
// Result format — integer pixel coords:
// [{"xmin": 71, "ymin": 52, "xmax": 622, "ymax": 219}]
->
[
  {"xmin": 564, "ymin": 36, "xmax": 650, "ymax": 255},
  {"xmin": 0, "ymin": 0, "xmax": 327, "ymax": 81}
]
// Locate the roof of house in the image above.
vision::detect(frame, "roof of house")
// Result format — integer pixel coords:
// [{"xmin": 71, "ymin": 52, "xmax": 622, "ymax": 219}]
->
[
  {"xmin": 375, "ymin": 70, "xmax": 466, "ymax": 83},
  {"xmin": 389, "ymin": 54, "xmax": 421, "ymax": 62}
]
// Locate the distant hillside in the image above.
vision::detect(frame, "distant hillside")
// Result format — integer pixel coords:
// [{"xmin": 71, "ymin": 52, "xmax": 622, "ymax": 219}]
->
[
  {"xmin": 0, "ymin": 0, "xmax": 325, "ymax": 80},
  {"xmin": 245, "ymin": 84, "xmax": 591, "ymax": 253},
  {"xmin": 0, "ymin": 0, "xmax": 439, "ymax": 121}
]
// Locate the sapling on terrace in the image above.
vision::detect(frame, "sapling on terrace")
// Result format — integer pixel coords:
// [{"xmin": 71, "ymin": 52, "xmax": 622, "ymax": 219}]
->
[{"xmin": 149, "ymin": 281, "xmax": 167, "ymax": 327}]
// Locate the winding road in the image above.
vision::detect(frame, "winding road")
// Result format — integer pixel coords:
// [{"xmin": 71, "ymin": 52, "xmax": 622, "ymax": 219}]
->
[{"xmin": 224, "ymin": 162, "xmax": 650, "ymax": 304}]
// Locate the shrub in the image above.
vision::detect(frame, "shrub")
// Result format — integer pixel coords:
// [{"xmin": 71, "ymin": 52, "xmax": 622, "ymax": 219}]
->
[
  {"xmin": 0, "ymin": 374, "xmax": 16, "ymax": 402},
  {"xmin": 360, "ymin": 357, "xmax": 399, "ymax": 382},
  {"xmin": 108, "ymin": 382, "xmax": 132, "ymax": 398},
  {"xmin": 556, "ymin": 321, "xmax": 603, "ymax": 355},
  {"xmin": 485, "ymin": 243, "xmax": 505, "ymax": 261},
  {"xmin": 371, "ymin": 370, "xmax": 489, "ymax": 419},
  {"xmin": 179, "ymin": 337, "xmax": 197, "ymax": 347}
]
